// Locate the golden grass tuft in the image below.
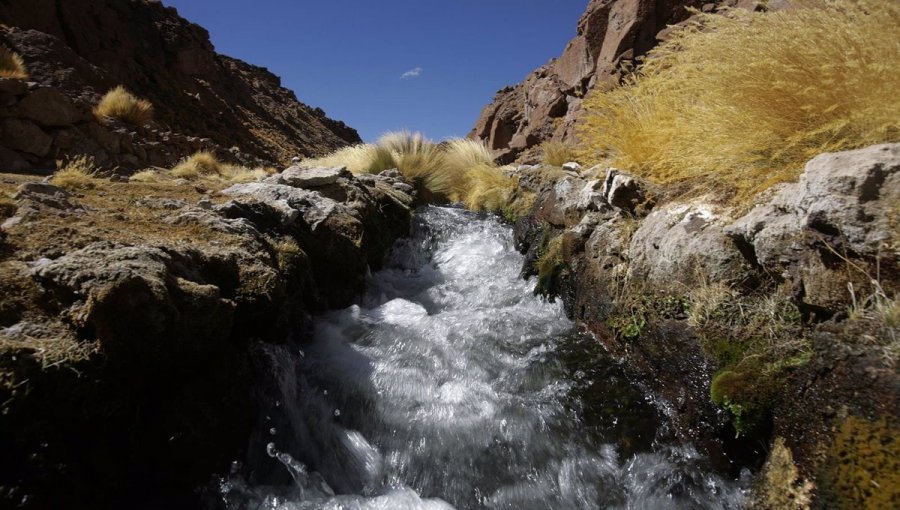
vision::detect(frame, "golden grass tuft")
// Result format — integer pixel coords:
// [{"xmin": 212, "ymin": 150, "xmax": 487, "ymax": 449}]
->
[
  {"xmin": 171, "ymin": 151, "xmax": 221, "ymax": 179},
  {"xmin": 50, "ymin": 155, "xmax": 102, "ymax": 190},
  {"xmin": 0, "ymin": 45, "xmax": 27, "ymax": 79},
  {"xmin": 303, "ymin": 132, "xmax": 514, "ymax": 212},
  {"xmin": 577, "ymin": 0, "xmax": 900, "ymax": 204},
  {"xmin": 542, "ymin": 141, "xmax": 577, "ymax": 167},
  {"xmin": 170, "ymin": 151, "xmax": 274, "ymax": 184},
  {"xmin": 94, "ymin": 86, "xmax": 154, "ymax": 126}
]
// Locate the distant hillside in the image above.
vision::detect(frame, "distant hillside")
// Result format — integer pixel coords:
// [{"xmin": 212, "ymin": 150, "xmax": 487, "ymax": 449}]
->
[{"xmin": 0, "ymin": 0, "xmax": 360, "ymax": 167}]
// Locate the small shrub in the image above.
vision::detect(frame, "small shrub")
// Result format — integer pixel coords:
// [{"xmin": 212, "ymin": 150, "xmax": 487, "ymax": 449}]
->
[
  {"xmin": 578, "ymin": 0, "xmax": 900, "ymax": 203},
  {"xmin": 542, "ymin": 141, "xmax": 577, "ymax": 167},
  {"xmin": 94, "ymin": 86, "xmax": 154, "ymax": 126},
  {"xmin": 0, "ymin": 46, "xmax": 27, "ymax": 79},
  {"xmin": 463, "ymin": 163, "xmax": 516, "ymax": 212},
  {"xmin": 306, "ymin": 132, "xmax": 515, "ymax": 212},
  {"xmin": 171, "ymin": 151, "xmax": 222, "ymax": 179},
  {"xmin": 50, "ymin": 155, "xmax": 101, "ymax": 190},
  {"xmin": 129, "ymin": 169, "xmax": 164, "ymax": 183},
  {"xmin": 170, "ymin": 151, "xmax": 272, "ymax": 184},
  {"xmin": 305, "ymin": 144, "xmax": 397, "ymax": 174}
]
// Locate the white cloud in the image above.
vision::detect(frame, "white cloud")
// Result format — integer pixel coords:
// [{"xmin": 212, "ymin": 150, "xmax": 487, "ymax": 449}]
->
[{"xmin": 401, "ymin": 67, "xmax": 423, "ymax": 79}]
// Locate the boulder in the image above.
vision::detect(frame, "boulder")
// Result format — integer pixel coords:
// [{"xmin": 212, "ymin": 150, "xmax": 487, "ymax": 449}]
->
[
  {"xmin": 16, "ymin": 87, "xmax": 88, "ymax": 126},
  {"xmin": 281, "ymin": 165, "xmax": 351, "ymax": 188},
  {"xmin": 629, "ymin": 202, "xmax": 749, "ymax": 288},
  {"xmin": 1, "ymin": 117, "xmax": 52, "ymax": 156},
  {"xmin": 727, "ymin": 143, "xmax": 900, "ymax": 313}
]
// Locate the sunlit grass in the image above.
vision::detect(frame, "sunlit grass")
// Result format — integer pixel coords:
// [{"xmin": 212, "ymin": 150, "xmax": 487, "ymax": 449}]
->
[{"xmin": 577, "ymin": 0, "xmax": 900, "ymax": 204}]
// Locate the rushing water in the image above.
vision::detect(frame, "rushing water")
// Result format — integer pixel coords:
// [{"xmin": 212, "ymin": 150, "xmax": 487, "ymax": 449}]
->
[{"xmin": 211, "ymin": 206, "xmax": 746, "ymax": 509}]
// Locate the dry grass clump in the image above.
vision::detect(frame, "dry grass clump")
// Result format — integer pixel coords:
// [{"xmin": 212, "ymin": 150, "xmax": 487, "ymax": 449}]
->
[
  {"xmin": 0, "ymin": 45, "xmax": 27, "ymax": 79},
  {"xmin": 542, "ymin": 141, "xmax": 577, "ymax": 167},
  {"xmin": 94, "ymin": 86, "xmax": 154, "ymax": 126},
  {"xmin": 577, "ymin": 0, "xmax": 900, "ymax": 203},
  {"xmin": 50, "ymin": 155, "xmax": 102, "ymax": 190},
  {"xmin": 170, "ymin": 151, "xmax": 274, "ymax": 184},
  {"xmin": 305, "ymin": 131, "xmax": 516, "ymax": 212}
]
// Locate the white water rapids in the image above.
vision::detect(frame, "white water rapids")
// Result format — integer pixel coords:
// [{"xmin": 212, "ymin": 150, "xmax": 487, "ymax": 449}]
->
[{"xmin": 212, "ymin": 206, "xmax": 747, "ymax": 509}]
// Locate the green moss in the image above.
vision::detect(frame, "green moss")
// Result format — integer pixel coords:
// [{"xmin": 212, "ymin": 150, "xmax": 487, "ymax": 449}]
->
[
  {"xmin": 710, "ymin": 364, "xmax": 779, "ymax": 436},
  {"xmin": 534, "ymin": 234, "xmax": 567, "ymax": 301},
  {"xmin": 819, "ymin": 416, "xmax": 900, "ymax": 509},
  {"xmin": 274, "ymin": 238, "xmax": 309, "ymax": 275}
]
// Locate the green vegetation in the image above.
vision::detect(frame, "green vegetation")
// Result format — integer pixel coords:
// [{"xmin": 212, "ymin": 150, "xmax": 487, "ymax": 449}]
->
[
  {"xmin": 577, "ymin": 0, "xmax": 900, "ymax": 203},
  {"xmin": 0, "ymin": 45, "xmax": 27, "ymax": 79},
  {"xmin": 94, "ymin": 86, "xmax": 154, "ymax": 126},
  {"xmin": 305, "ymin": 131, "xmax": 517, "ymax": 212},
  {"xmin": 534, "ymin": 234, "xmax": 567, "ymax": 300},
  {"xmin": 50, "ymin": 155, "xmax": 102, "ymax": 190}
]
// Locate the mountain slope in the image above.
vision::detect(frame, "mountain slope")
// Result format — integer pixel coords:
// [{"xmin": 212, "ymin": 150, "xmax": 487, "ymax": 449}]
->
[{"xmin": 0, "ymin": 0, "xmax": 359, "ymax": 166}]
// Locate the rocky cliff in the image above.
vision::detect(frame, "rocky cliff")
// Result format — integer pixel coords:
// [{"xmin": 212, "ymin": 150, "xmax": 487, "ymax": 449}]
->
[
  {"xmin": 469, "ymin": 0, "xmax": 781, "ymax": 163},
  {"xmin": 0, "ymin": 0, "xmax": 360, "ymax": 171}
]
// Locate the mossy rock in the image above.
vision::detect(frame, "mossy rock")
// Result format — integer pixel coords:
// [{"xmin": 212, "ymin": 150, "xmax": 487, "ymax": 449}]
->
[{"xmin": 818, "ymin": 415, "xmax": 900, "ymax": 509}]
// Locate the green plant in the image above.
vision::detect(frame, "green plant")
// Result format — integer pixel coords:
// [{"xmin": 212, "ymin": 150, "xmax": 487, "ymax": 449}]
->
[{"xmin": 94, "ymin": 86, "xmax": 154, "ymax": 126}]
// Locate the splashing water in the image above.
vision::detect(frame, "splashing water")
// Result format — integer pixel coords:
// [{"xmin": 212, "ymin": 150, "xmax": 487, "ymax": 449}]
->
[{"xmin": 211, "ymin": 206, "xmax": 747, "ymax": 509}]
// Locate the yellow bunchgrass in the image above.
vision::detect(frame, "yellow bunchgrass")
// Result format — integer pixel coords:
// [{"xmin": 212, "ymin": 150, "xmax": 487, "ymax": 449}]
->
[
  {"xmin": 304, "ymin": 131, "xmax": 516, "ymax": 211},
  {"xmin": 50, "ymin": 155, "xmax": 102, "ymax": 190},
  {"xmin": 94, "ymin": 86, "xmax": 154, "ymax": 126},
  {"xmin": 577, "ymin": 0, "xmax": 900, "ymax": 204},
  {"xmin": 170, "ymin": 151, "xmax": 274, "ymax": 183},
  {"xmin": 0, "ymin": 46, "xmax": 27, "ymax": 79},
  {"xmin": 542, "ymin": 141, "xmax": 577, "ymax": 167}
]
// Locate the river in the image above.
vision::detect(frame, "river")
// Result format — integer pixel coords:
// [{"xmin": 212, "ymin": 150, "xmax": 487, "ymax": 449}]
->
[{"xmin": 209, "ymin": 206, "xmax": 747, "ymax": 509}]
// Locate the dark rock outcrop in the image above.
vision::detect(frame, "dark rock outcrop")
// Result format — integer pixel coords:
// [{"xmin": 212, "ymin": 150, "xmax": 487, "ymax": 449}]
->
[
  {"xmin": 0, "ymin": 167, "xmax": 414, "ymax": 509},
  {"xmin": 0, "ymin": 0, "xmax": 360, "ymax": 170}
]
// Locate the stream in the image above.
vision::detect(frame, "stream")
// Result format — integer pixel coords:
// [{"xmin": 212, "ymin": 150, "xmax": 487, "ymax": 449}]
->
[{"xmin": 210, "ymin": 206, "xmax": 748, "ymax": 509}]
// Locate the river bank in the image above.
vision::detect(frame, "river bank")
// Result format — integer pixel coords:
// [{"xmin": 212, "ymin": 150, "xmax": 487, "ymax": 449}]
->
[
  {"xmin": 508, "ymin": 144, "xmax": 899, "ymax": 508},
  {"xmin": 0, "ymin": 166, "xmax": 415, "ymax": 508}
]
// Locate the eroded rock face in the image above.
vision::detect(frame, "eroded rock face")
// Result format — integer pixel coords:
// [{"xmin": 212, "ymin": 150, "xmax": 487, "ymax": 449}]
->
[
  {"xmin": 728, "ymin": 143, "xmax": 900, "ymax": 315},
  {"xmin": 0, "ymin": 0, "xmax": 360, "ymax": 168}
]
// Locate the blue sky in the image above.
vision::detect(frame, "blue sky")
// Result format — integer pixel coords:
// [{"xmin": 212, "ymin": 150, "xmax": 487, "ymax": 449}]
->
[{"xmin": 163, "ymin": 0, "xmax": 588, "ymax": 142}]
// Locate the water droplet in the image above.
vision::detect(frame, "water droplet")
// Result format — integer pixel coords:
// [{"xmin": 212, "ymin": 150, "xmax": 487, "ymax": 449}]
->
[
  {"xmin": 333, "ymin": 409, "xmax": 341, "ymax": 417},
  {"xmin": 275, "ymin": 401, "xmax": 281, "ymax": 408},
  {"xmin": 323, "ymin": 390, "xmax": 328, "ymax": 396},
  {"xmin": 266, "ymin": 442, "xmax": 277, "ymax": 458},
  {"xmin": 269, "ymin": 427, "xmax": 277, "ymax": 435}
]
